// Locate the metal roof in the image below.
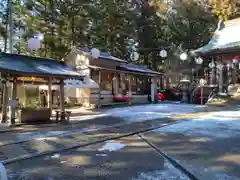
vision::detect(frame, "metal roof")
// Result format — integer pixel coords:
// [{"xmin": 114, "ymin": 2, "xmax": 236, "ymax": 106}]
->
[
  {"xmin": 0, "ymin": 53, "xmax": 83, "ymax": 78},
  {"xmin": 77, "ymin": 47, "xmax": 128, "ymax": 63},
  {"xmin": 118, "ymin": 64, "xmax": 163, "ymax": 75}
]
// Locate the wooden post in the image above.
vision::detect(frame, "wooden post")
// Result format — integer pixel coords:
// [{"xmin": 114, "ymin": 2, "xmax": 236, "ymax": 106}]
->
[
  {"xmin": 98, "ymin": 71, "xmax": 101, "ymax": 108},
  {"xmin": 128, "ymin": 74, "xmax": 132, "ymax": 105},
  {"xmin": 200, "ymin": 86, "xmax": 204, "ymax": 105},
  {"xmin": 10, "ymin": 78, "xmax": 17, "ymax": 125},
  {"xmin": 48, "ymin": 78, "xmax": 53, "ymax": 115},
  {"xmin": 59, "ymin": 79, "xmax": 65, "ymax": 113},
  {"xmin": 1, "ymin": 80, "xmax": 8, "ymax": 123}
]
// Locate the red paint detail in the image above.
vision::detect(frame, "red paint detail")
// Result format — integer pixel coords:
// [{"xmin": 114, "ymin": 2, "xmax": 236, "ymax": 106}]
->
[{"xmin": 113, "ymin": 97, "xmax": 132, "ymax": 102}]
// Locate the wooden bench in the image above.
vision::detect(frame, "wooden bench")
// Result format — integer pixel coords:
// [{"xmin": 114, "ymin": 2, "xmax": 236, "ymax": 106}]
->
[{"xmin": 55, "ymin": 110, "xmax": 72, "ymax": 123}]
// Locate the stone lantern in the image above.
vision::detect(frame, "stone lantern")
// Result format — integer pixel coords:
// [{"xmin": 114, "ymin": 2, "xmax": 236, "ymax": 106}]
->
[{"xmin": 180, "ymin": 78, "xmax": 191, "ymax": 103}]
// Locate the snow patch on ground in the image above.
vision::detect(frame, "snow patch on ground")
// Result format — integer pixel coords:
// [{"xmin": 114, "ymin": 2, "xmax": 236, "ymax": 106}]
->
[
  {"xmin": 98, "ymin": 142, "xmax": 126, "ymax": 152},
  {"xmin": 132, "ymin": 161, "xmax": 189, "ymax": 180},
  {"xmin": 104, "ymin": 103, "xmax": 204, "ymax": 121},
  {"xmin": 0, "ymin": 162, "xmax": 7, "ymax": 180},
  {"xmin": 16, "ymin": 125, "xmax": 100, "ymax": 141},
  {"xmin": 180, "ymin": 160, "xmax": 240, "ymax": 180},
  {"xmin": 156, "ymin": 110, "xmax": 240, "ymax": 138}
]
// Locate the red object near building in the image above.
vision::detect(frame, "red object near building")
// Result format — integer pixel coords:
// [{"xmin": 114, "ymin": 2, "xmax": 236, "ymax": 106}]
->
[
  {"xmin": 113, "ymin": 96, "xmax": 132, "ymax": 102},
  {"xmin": 157, "ymin": 92, "xmax": 165, "ymax": 101}
]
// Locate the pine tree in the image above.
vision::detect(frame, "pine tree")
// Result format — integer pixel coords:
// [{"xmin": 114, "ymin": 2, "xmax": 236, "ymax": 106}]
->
[{"xmin": 0, "ymin": 0, "xmax": 8, "ymax": 52}]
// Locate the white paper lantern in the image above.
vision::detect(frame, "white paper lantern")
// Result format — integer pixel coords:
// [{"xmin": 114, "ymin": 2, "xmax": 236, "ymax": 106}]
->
[
  {"xmin": 159, "ymin": 49, "xmax": 167, "ymax": 58},
  {"xmin": 180, "ymin": 52, "xmax": 188, "ymax": 61},
  {"xmin": 28, "ymin": 37, "xmax": 41, "ymax": 51},
  {"xmin": 130, "ymin": 51, "xmax": 139, "ymax": 61},
  {"xmin": 91, "ymin": 48, "xmax": 100, "ymax": 58},
  {"xmin": 199, "ymin": 78, "xmax": 206, "ymax": 86},
  {"xmin": 209, "ymin": 62, "xmax": 215, "ymax": 68},
  {"xmin": 233, "ymin": 58, "xmax": 239, "ymax": 64},
  {"xmin": 195, "ymin": 57, "xmax": 203, "ymax": 64}
]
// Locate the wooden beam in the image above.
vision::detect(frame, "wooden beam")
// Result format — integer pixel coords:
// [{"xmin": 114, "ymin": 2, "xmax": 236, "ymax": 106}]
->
[
  {"xmin": 1, "ymin": 80, "xmax": 8, "ymax": 123},
  {"xmin": 10, "ymin": 77, "xmax": 17, "ymax": 125},
  {"xmin": 48, "ymin": 78, "xmax": 53, "ymax": 115},
  {"xmin": 59, "ymin": 79, "xmax": 65, "ymax": 113},
  {"xmin": 98, "ymin": 71, "xmax": 101, "ymax": 108}
]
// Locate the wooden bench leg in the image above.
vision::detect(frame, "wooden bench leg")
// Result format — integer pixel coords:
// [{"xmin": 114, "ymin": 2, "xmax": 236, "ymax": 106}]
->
[
  {"xmin": 60, "ymin": 112, "xmax": 65, "ymax": 121},
  {"xmin": 56, "ymin": 113, "xmax": 59, "ymax": 123}
]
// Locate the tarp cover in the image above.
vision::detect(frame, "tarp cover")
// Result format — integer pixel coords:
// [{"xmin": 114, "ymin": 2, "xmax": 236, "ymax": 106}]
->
[
  {"xmin": 39, "ymin": 77, "xmax": 99, "ymax": 90},
  {"xmin": 64, "ymin": 77, "xmax": 99, "ymax": 89},
  {"xmin": 0, "ymin": 53, "xmax": 82, "ymax": 78}
]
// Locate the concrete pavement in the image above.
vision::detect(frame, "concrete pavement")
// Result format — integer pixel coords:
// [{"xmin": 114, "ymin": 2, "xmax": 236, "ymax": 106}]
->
[
  {"xmin": 6, "ymin": 135, "xmax": 189, "ymax": 180},
  {"xmin": 0, "ymin": 118, "xmax": 174, "ymax": 164},
  {"xmin": 141, "ymin": 131, "xmax": 240, "ymax": 180}
]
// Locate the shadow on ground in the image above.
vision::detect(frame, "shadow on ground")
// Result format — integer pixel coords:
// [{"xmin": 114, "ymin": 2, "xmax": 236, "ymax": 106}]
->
[
  {"xmin": 6, "ymin": 135, "xmax": 170, "ymax": 180},
  {"xmin": 142, "ymin": 131, "xmax": 240, "ymax": 179}
]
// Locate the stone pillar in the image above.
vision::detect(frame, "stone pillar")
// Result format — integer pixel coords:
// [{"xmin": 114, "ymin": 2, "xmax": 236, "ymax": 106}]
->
[
  {"xmin": 97, "ymin": 71, "xmax": 101, "ymax": 108},
  {"xmin": 10, "ymin": 78, "xmax": 17, "ymax": 125},
  {"xmin": 212, "ymin": 66, "xmax": 217, "ymax": 85},
  {"xmin": 47, "ymin": 78, "xmax": 53, "ymax": 115},
  {"xmin": 218, "ymin": 64, "xmax": 224, "ymax": 93},
  {"xmin": 227, "ymin": 64, "xmax": 232, "ymax": 85},
  {"xmin": 1, "ymin": 80, "xmax": 8, "ymax": 123},
  {"xmin": 181, "ymin": 81, "xmax": 190, "ymax": 103},
  {"xmin": 59, "ymin": 79, "xmax": 65, "ymax": 112},
  {"xmin": 232, "ymin": 64, "xmax": 237, "ymax": 85},
  {"xmin": 151, "ymin": 77, "xmax": 157, "ymax": 103}
]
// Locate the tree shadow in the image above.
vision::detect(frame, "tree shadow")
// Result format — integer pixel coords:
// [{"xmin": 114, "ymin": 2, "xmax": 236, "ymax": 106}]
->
[
  {"xmin": 142, "ymin": 130, "xmax": 240, "ymax": 179},
  {"xmin": 6, "ymin": 135, "xmax": 169, "ymax": 180}
]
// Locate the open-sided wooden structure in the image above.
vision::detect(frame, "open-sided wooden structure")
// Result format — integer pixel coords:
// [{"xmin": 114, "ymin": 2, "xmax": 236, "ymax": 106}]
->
[{"xmin": 0, "ymin": 53, "xmax": 84, "ymax": 124}]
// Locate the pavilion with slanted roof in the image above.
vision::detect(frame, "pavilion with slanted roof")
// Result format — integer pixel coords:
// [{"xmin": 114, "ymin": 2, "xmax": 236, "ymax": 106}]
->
[
  {"xmin": 192, "ymin": 18, "xmax": 240, "ymax": 92},
  {"xmin": 0, "ymin": 52, "xmax": 84, "ymax": 124}
]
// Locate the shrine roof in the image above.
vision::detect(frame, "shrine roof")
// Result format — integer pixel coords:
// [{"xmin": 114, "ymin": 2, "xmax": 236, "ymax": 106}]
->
[
  {"xmin": 118, "ymin": 64, "xmax": 163, "ymax": 75},
  {"xmin": 77, "ymin": 47, "xmax": 128, "ymax": 63},
  {"xmin": 0, "ymin": 53, "xmax": 84, "ymax": 79},
  {"xmin": 192, "ymin": 18, "xmax": 240, "ymax": 56}
]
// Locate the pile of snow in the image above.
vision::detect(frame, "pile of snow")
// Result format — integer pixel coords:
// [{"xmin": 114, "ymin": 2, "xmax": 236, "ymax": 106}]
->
[
  {"xmin": 0, "ymin": 162, "xmax": 8, "ymax": 180},
  {"xmin": 16, "ymin": 126, "xmax": 100, "ymax": 141},
  {"xmin": 132, "ymin": 162, "xmax": 189, "ymax": 180},
  {"xmin": 104, "ymin": 103, "xmax": 204, "ymax": 121},
  {"xmin": 98, "ymin": 142, "xmax": 126, "ymax": 152}
]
